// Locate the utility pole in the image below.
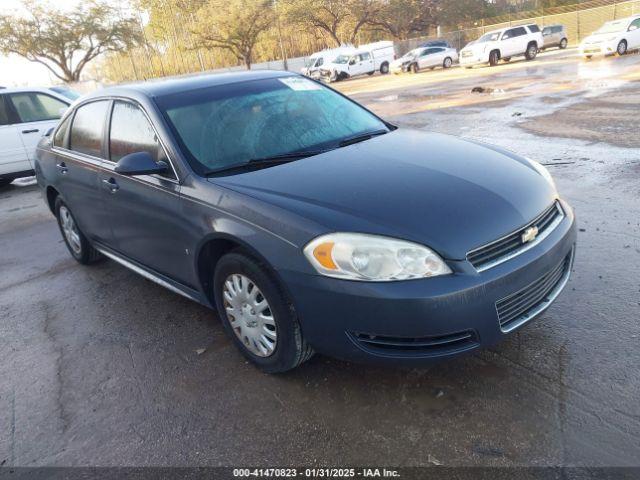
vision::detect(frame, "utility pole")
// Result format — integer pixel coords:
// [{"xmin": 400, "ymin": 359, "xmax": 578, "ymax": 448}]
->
[{"xmin": 274, "ymin": 0, "xmax": 289, "ymax": 71}]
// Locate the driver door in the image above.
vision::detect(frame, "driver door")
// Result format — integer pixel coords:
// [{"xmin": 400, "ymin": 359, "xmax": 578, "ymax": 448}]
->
[{"xmin": 99, "ymin": 99, "xmax": 193, "ymax": 284}]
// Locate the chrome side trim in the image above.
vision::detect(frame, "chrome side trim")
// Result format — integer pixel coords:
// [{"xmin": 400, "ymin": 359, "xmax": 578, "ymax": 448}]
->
[
  {"xmin": 470, "ymin": 202, "xmax": 565, "ymax": 273},
  {"xmin": 499, "ymin": 247, "xmax": 574, "ymax": 333},
  {"xmin": 95, "ymin": 247, "xmax": 200, "ymax": 302}
]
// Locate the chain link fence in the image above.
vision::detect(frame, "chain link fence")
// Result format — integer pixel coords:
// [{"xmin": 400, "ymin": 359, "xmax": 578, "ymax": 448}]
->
[{"xmin": 106, "ymin": 0, "xmax": 640, "ymax": 81}]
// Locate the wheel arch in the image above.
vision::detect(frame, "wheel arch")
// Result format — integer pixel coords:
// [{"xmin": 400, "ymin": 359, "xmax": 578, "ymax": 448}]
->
[{"xmin": 46, "ymin": 185, "xmax": 60, "ymax": 214}]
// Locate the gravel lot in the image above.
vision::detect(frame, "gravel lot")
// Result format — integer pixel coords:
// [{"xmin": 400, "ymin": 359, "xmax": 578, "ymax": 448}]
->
[{"xmin": 1, "ymin": 48, "xmax": 639, "ymax": 468}]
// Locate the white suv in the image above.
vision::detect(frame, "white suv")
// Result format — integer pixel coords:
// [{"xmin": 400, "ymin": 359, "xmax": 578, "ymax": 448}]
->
[
  {"xmin": 460, "ymin": 24, "xmax": 543, "ymax": 68},
  {"xmin": 0, "ymin": 87, "xmax": 75, "ymax": 187}
]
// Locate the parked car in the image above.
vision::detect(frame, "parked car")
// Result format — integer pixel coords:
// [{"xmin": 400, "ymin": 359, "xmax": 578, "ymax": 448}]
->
[
  {"xmin": 580, "ymin": 15, "xmax": 640, "ymax": 59},
  {"xmin": 541, "ymin": 25, "xmax": 569, "ymax": 50},
  {"xmin": 419, "ymin": 39, "xmax": 453, "ymax": 49},
  {"xmin": 36, "ymin": 71, "xmax": 576, "ymax": 373},
  {"xmin": 301, "ymin": 46, "xmax": 355, "ymax": 80},
  {"xmin": 460, "ymin": 24, "xmax": 543, "ymax": 68},
  {"xmin": 320, "ymin": 41, "xmax": 395, "ymax": 82},
  {"xmin": 1, "ymin": 87, "xmax": 73, "ymax": 187},
  {"xmin": 390, "ymin": 46, "xmax": 458, "ymax": 74}
]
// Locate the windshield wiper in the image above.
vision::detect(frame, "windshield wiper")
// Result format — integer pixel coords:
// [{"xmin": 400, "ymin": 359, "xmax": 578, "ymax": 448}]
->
[
  {"xmin": 205, "ymin": 149, "xmax": 328, "ymax": 176},
  {"xmin": 338, "ymin": 129, "xmax": 389, "ymax": 147}
]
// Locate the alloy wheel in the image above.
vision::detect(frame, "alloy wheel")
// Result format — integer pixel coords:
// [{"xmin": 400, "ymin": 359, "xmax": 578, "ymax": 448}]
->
[
  {"xmin": 223, "ymin": 274, "xmax": 277, "ymax": 357},
  {"xmin": 59, "ymin": 206, "xmax": 82, "ymax": 255},
  {"xmin": 617, "ymin": 40, "xmax": 627, "ymax": 55}
]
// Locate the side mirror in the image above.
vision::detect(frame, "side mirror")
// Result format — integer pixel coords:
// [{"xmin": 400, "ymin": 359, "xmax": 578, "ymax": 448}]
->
[{"xmin": 114, "ymin": 151, "xmax": 168, "ymax": 176}]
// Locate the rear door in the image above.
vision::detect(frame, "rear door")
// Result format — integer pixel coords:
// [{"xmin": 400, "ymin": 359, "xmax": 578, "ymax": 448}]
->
[
  {"xmin": 0, "ymin": 94, "xmax": 30, "ymax": 178},
  {"xmin": 99, "ymin": 99, "xmax": 191, "ymax": 284},
  {"xmin": 7, "ymin": 92, "xmax": 69, "ymax": 162},
  {"xmin": 418, "ymin": 48, "xmax": 437, "ymax": 68},
  {"xmin": 55, "ymin": 100, "xmax": 112, "ymax": 242}
]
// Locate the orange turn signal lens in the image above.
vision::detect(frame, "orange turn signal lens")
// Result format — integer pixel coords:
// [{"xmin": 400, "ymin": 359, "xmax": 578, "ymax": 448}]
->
[{"xmin": 312, "ymin": 242, "xmax": 337, "ymax": 270}]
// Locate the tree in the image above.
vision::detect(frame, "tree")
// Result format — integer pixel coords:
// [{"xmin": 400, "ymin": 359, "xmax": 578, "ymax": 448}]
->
[
  {"xmin": 191, "ymin": 0, "xmax": 275, "ymax": 70},
  {"xmin": 370, "ymin": 0, "xmax": 438, "ymax": 39},
  {"xmin": 0, "ymin": 0, "xmax": 142, "ymax": 83}
]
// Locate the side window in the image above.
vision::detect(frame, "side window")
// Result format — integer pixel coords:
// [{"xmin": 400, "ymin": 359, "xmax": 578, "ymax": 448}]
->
[
  {"xmin": 528, "ymin": 25, "xmax": 540, "ymax": 33},
  {"xmin": 8, "ymin": 92, "xmax": 68, "ymax": 123},
  {"xmin": 70, "ymin": 101, "xmax": 110, "ymax": 158},
  {"xmin": 109, "ymin": 101, "xmax": 173, "ymax": 177},
  {"xmin": 502, "ymin": 29, "xmax": 515, "ymax": 40},
  {"xmin": 53, "ymin": 115, "xmax": 71, "ymax": 148},
  {"xmin": 0, "ymin": 95, "xmax": 12, "ymax": 126},
  {"xmin": 513, "ymin": 27, "xmax": 527, "ymax": 37},
  {"xmin": 629, "ymin": 18, "xmax": 640, "ymax": 31},
  {"xmin": 316, "ymin": 57, "xmax": 323, "ymax": 67},
  {"xmin": 360, "ymin": 52, "xmax": 371, "ymax": 61}
]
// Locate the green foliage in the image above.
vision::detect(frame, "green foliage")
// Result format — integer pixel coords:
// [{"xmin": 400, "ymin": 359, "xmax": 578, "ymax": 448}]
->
[{"xmin": 0, "ymin": 0, "xmax": 142, "ymax": 83}]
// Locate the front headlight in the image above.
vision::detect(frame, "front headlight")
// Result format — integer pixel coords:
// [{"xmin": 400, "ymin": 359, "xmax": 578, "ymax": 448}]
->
[
  {"xmin": 528, "ymin": 158, "xmax": 556, "ymax": 190},
  {"xmin": 303, "ymin": 233, "xmax": 452, "ymax": 281}
]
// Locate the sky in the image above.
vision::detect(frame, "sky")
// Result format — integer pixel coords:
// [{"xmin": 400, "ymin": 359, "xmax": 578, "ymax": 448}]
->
[{"xmin": 0, "ymin": 0, "xmax": 87, "ymax": 87}]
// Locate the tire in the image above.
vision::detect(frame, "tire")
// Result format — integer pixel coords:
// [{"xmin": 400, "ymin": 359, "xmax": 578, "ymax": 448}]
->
[
  {"xmin": 443, "ymin": 57, "xmax": 453, "ymax": 69},
  {"xmin": 502, "ymin": 57, "xmax": 511, "ymax": 63},
  {"xmin": 380, "ymin": 62, "xmax": 389, "ymax": 74},
  {"xmin": 585, "ymin": 55, "xmax": 593, "ymax": 60},
  {"xmin": 213, "ymin": 252, "xmax": 314, "ymax": 373},
  {"xmin": 559, "ymin": 38, "xmax": 568, "ymax": 49},
  {"xmin": 525, "ymin": 43, "xmax": 538, "ymax": 60},
  {"xmin": 410, "ymin": 62, "xmax": 419, "ymax": 74},
  {"xmin": 489, "ymin": 50, "xmax": 500, "ymax": 66},
  {"xmin": 55, "ymin": 197, "xmax": 101, "ymax": 265},
  {"xmin": 617, "ymin": 40, "xmax": 627, "ymax": 56}
]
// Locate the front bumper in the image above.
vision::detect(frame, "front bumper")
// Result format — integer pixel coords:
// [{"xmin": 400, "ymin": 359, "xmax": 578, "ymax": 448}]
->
[
  {"xmin": 580, "ymin": 42, "xmax": 616, "ymax": 56},
  {"xmin": 280, "ymin": 200, "xmax": 576, "ymax": 366},
  {"xmin": 460, "ymin": 52, "xmax": 487, "ymax": 66}
]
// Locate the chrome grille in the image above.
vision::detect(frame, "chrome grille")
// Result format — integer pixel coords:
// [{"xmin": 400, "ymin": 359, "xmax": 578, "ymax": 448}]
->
[
  {"xmin": 467, "ymin": 202, "xmax": 564, "ymax": 272},
  {"xmin": 496, "ymin": 250, "xmax": 573, "ymax": 332},
  {"xmin": 349, "ymin": 330, "xmax": 478, "ymax": 356}
]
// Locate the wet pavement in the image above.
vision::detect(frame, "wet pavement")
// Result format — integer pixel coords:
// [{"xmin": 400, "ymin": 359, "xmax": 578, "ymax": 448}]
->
[{"xmin": 1, "ymin": 48, "xmax": 639, "ymax": 467}]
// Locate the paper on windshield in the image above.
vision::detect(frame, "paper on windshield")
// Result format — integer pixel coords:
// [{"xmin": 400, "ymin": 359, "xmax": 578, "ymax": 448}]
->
[{"xmin": 279, "ymin": 77, "xmax": 322, "ymax": 91}]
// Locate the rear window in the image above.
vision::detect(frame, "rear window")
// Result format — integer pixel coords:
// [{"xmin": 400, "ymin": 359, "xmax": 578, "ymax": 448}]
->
[{"xmin": 70, "ymin": 100, "xmax": 110, "ymax": 158}]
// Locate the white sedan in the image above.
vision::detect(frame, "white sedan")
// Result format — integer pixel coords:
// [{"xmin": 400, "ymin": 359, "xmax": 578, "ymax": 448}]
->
[
  {"xmin": 390, "ymin": 46, "xmax": 458, "ymax": 74},
  {"xmin": 580, "ymin": 15, "xmax": 640, "ymax": 58}
]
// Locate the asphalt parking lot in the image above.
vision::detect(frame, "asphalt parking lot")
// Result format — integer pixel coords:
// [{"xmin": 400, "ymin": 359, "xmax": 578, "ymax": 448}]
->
[{"xmin": 1, "ymin": 47, "xmax": 639, "ymax": 467}]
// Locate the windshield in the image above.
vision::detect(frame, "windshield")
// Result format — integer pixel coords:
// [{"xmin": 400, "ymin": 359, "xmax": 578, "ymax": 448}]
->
[
  {"xmin": 402, "ymin": 49, "xmax": 421, "ymax": 59},
  {"xmin": 595, "ymin": 20, "xmax": 626, "ymax": 34},
  {"xmin": 156, "ymin": 76, "xmax": 388, "ymax": 174},
  {"xmin": 334, "ymin": 55, "xmax": 350, "ymax": 64},
  {"xmin": 477, "ymin": 32, "xmax": 501, "ymax": 43},
  {"xmin": 304, "ymin": 57, "xmax": 317, "ymax": 68}
]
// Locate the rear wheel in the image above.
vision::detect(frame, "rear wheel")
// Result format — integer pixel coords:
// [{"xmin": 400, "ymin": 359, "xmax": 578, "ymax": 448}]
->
[
  {"xmin": 617, "ymin": 40, "xmax": 627, "ymax": 56},
  {"xmin": 213, "ymin": 252, "xmax": 313, "ymax": 373},
  {"xmin": 489, "ymin": 50, "xmax": 500, "ymax": 66},
  {"xmin": 55, "ymin": 198, "xmax": 101, "ymax": 265},
  {"xmin": 443, "ymin": 57, "xmax": 453, "ymax": 68},
  {"xmin": 525, "ymin": 43, "xmax": 538, "ymax": 60},
  {"xmin": 559, "ymin": 38, "xmax": 568, "ymax": 49},
  {"xmin": 380, "ymin": 62, "xmax": 389, "ymax": 74}
]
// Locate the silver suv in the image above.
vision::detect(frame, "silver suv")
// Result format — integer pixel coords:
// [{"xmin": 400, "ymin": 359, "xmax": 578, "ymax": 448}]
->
[{"xmin": 542, "ymin": 25, "xmax": 568, "ymax": 50}]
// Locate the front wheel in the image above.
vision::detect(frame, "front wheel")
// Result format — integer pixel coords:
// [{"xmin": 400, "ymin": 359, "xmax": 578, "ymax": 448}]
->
[
  {"xmin": 559, "ymin": 38, "xmax": 568, "ymax": 49},
  {"xmin": 213, "ymin": 252, "xmax": 313, "ymax": 373},
  {"xmin": 617, "ymin": 40, "xmax": 627, "ymax": 56},
  {"xmin": 443, "ymin": 57, "xmax": 453, "ymax": 68},
  {"xmin": 55, "ymin": 197, "xmax": 101, "ymax": 264},
  {"xmin": 489, "ymin": 50, "xmax": 500, "ymax": 66},
  {"xmin": 410, "ymin": 62, "xmax": 419, "ymax": 74}
]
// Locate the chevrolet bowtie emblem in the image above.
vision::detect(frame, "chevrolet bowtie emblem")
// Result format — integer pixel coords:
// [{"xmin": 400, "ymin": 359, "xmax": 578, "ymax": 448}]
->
[{"xmin": 521, "ymin": 225, "xmax": 539, "ymax": 244}]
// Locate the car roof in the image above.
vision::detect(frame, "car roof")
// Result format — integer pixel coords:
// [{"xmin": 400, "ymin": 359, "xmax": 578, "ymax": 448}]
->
[
  {"xmin": 83, "ymin": 70, "xmax": 296, "ymax": 101},
  {"xmin": 0, "ymin": 86, "xmax": 62, "ymax": 94}
]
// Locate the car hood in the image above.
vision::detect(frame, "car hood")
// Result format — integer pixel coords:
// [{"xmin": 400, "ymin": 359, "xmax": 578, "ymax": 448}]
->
[
  {"xmin": 210, "ymin": 129, "xmax": 557, "ymax": 260},
  {"xmin": 391, "ymin": 57, "xmax": 413, "ymax": 67},
  {"xmin": 463, "ymin": 42, "xmax": 490, "ymax": 54}
]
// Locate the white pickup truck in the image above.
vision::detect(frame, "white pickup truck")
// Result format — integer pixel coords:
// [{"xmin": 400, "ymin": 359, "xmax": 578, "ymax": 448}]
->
[
  {"xmin": 1, "ymin": 87, "xmax": 76, "ymax": 187},
  {"xmin": 319, "ymin": 41, "xmax": 395, "ymax": 82},
  {"xmin": 460, "ymin": 24, "xmax": 543, "ymax": 68}
]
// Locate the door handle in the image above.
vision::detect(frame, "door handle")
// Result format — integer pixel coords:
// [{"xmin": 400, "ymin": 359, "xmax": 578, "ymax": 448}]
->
[
  {"xmin": 56, "ymin": 162, "xmax": 68, "ymax": 174},
  {"xmin": 22, "ymin": 129, "xmax": 39, "ymax": 134},
  {"xmin": 102, "ymin": 178, "xmax": 120, "ymax": 193}
]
